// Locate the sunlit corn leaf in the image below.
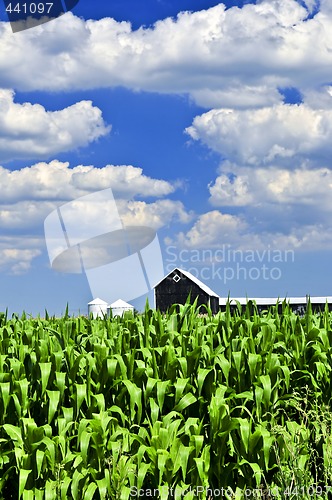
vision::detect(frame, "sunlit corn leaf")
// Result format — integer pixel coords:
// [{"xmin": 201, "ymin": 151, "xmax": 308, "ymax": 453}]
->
[
  {"xmin": 156, "ymin": 380, "xmax": 170, "ymax": 413},
  {"xmin": 60, "ymin": 476, "xmax": 71, "ymax": 499},
  {"xmin": 174, "ymin": 378, "xmax": 190, "ymax": 404},
  {"xmin": 83, "ymin": 482, "xmax": 98, "ymax": 500},
  {"xmin": 3, "ymin": 424, "xmax": 23, "ymax": 447},
  {"xmin": 123, "ymin": 380, "xmax": 143, "ymax": 423},
  {"xmin": 46, "ymin": 390, "xmax": 60, "ymax": 424},
  {"xmin": 19, "ymin": 469, "xmax": 31, "ymax": 499},
  {"xmin": 38, "ymin": 362, "xmax": 52, "ymax": 396},
  {"xmin": 0, "ymin": 382, "xmax": 11, "ymax": 415},
  {"xmin": 174, "ymin": 393, "xmax": 197, "ymax": 413}
]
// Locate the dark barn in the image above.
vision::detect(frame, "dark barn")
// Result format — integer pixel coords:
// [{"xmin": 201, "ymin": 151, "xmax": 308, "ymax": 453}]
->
[
  {"xmin": 154, "ymin": 268, "xmax": 219, "ymax": 314},
  {"xmin": 154, "ymin": 268, "xmax": 332, "ymax": 316}
]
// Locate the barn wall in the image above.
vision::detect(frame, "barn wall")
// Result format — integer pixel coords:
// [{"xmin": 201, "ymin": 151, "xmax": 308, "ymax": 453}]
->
[
  {"xmin": 311, "ymin": 303, "xmax": 332, "ymax": 312},
  {"xmin": 219, "ymin": 302, "xmax": 309, "ymax": 315}
]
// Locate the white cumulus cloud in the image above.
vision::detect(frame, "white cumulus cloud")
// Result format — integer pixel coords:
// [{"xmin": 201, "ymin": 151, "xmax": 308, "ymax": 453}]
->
[
  {"xmin": 209, "ymin": 163, "xmax": 332, "ymax": 210},
  {"xmin": 0, "ymin": 89, "xmax": 110, "ymax": 162},
  {"xmin": 0, "ymin": 160, "xmax": 177, "ymax": 202},
  {"xmin": 119, "ymin": 199, "xmax": 193, "ymax": 230},
  {"xmin": 187, "ymin": 100, "xmax": 332, "ymax": 166},
  {"xmin": 0, "ymin": 237, "xmax": 42, "ymax": 275},
  {"xmin": 172, "ymin": 209, "xmax": 332, "ymax": 252},
  {"xmin": 0, "ymin": 160, "xmax": 188, "ymax": 273},
  {"xmin": 0, "ymin": 1, "xmax": 330, "ymax": 107}
]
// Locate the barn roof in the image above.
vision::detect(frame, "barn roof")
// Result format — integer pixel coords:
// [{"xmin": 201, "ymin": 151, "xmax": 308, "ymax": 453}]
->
[{"xmin": 154, "ymin": 267, "xmax": 219, "ymax": 298}]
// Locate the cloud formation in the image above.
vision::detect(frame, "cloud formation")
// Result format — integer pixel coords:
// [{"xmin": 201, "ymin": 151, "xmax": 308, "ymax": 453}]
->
[
  {"xmin": 119, "ymin": 199, "xmax": 193, "ymax": 230},
  {"xmin": 0, "ymin": 160, "xmax": 176, "ymax": 202},
  {"xmin": 173, "ymin": 210, "xmax": 332, "ymax": 252},
  {"xmin": 1, "ymin": 0, "xmax": 332, "ymax": 274},
  {"xmin": 0, "ymin": 89, "xmax": 110, "ymax": 162},
  {"xmin": 0, "ymin": 1, "xmax": 330, "ymax": 106},
  {"xmin": 0, "ymin": 237, "xmax": 42, "ymax": 275},
  {"xmin": 209, "ymin": 164, "xmax": 332, "ymax": 211},
  {"xmin": 0, "ymin": 160, "xmax": 187, "ymax": 273},
  {"xmin": 186, "ymin": 98, "xmax": 332, "ymax": 167}
]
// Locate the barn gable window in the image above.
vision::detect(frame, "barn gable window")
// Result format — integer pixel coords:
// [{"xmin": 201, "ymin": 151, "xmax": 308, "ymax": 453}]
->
[{"xmin": 173, "ymin": 274, "xmax": 181, "ymax": 283}]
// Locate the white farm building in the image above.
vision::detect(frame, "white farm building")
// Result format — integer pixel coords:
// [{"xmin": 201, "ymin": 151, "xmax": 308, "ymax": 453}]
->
[
  {"xmin": 87, "ymin": 298, "xmax": 108, "ymax": 318},
  {"xmin": 108, "ymin": 299, "xmax": 134, "ymax": 317},
  {"xmin": 88, "ymin": 298, "xmax": 134, "ymax": 318}
]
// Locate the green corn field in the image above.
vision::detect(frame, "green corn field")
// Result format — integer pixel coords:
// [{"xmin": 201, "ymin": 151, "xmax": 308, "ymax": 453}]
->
[{"xmin": 1, "ymin": 299, "xmax": 332, "ymax": 499}]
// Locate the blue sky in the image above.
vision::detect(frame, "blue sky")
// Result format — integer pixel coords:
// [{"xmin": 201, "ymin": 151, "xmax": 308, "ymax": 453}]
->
[{"xmin": 0, "ymin": 0, "xmax": 332, "ymax": 315}]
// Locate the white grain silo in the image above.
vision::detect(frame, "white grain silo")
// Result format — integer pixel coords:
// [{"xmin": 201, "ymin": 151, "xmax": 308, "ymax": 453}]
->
[
  {"xmin": 88, "ymin": 298, "xmax": 108, "ymax": 318},
  {"xmin": 108, "ymin": 299, "xmax": 134, "ymax": 317}
]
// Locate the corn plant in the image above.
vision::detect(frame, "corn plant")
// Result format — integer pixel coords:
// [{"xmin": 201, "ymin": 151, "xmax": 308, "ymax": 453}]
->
[{"xmin": 0, "ymin": 300, "xmax": 332, "ymax": 498}]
